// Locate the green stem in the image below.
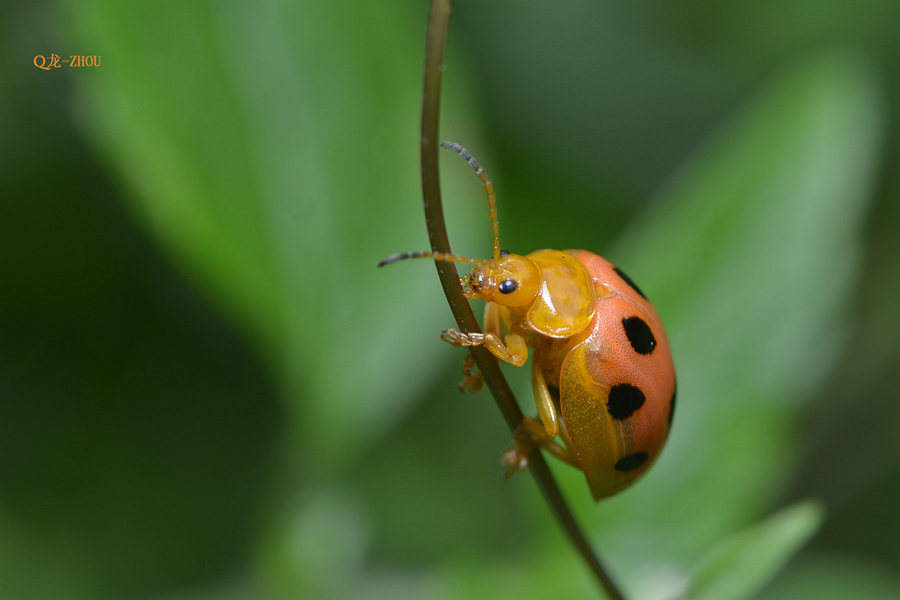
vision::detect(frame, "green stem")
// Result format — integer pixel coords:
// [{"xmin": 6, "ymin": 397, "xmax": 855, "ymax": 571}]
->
[{"xmin": 418, "ymin": 2, "xmax": 627, "ymax": 599}]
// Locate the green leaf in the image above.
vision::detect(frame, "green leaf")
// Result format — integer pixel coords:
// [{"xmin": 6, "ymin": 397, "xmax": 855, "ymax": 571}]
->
[
  {"xmin": 685, "ymin": 501, "xmax": 824, "ymax": 600},
  {"xmin": 61, "ymin": 0, "xmax": 483, "ymax": 466},
  {"xmin": 757, "ymin": 552, "xmax": 900, "ymax": 600}
]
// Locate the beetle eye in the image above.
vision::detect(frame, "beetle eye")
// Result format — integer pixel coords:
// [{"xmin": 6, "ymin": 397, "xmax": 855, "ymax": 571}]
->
[{"xmin": 498, "ymin": 279, "xmax": 518, "ymax": 294}]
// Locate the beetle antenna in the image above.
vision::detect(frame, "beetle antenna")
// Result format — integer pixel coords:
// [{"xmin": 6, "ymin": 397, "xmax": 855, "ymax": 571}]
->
[
  {"xmin": 378, "ymin": 250, "xmax": 482, "ymax": 267},
  {"xmin": 441, "ymin": 141, "xmax": 501, "ymax": 261}
]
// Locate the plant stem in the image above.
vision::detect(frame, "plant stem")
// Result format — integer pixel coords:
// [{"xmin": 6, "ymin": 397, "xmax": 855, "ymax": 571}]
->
[{"xmin": 418, "ymin": 2, "xmax": 627, "ymax": 599}]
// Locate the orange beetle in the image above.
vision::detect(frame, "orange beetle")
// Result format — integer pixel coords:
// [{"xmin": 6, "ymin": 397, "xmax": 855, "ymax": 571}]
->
[{"xmin": 380, "ymin": 142, "xmax": 676, "ymax": 500}]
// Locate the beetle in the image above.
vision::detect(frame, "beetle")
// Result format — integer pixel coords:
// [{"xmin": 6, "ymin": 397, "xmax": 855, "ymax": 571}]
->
[{"xmin": 380, "ymin": 141, "xmax": 676, "ymax": 500}]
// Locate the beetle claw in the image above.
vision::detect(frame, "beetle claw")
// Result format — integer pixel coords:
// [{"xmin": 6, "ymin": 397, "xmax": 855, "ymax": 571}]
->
[
  {"xmin": 500, "ymin": 443, "xmax": 530, "ymax": 478},
  {"xmin": 458, "ymin": 373, "xmax": 484, "ymax": 392}
]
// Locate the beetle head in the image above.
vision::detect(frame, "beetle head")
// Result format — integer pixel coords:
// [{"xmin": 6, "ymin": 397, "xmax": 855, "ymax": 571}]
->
[{"xmin": 468, "ymin": 253, "xmax": 541, "ymax": 308}]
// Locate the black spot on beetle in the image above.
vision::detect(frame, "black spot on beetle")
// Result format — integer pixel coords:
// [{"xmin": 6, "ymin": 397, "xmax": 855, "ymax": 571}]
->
[
  {"xmin": 613, "ymin": 266, "xmax": 647, "ymax": 300},
  {"xmin": 500, "ymin": 249, "xmax": 511, "ymax": 256},
  {"xmin": 668, "ymin": 380, "xmax": 677, "ymax": 428},
  {"xmin": 615, "ymin": 452, "xmax": 648, "ymax": 472},
  {"xmin": 607, "ymin": 383, "xmax": 645, "ymax": 419},
  {"xmin": 622, "ymin": 316, "xmax": 656, "ymax": 355}
]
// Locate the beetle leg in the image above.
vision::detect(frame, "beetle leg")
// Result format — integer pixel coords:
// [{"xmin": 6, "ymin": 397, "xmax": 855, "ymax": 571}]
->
[
  {"xmin": 502, "ymin": 333, "xmax": 528, "ymax": 367},
  {"xmin": 458, "ymin": 300, "xmax": 503, "ymax": 390},
  {"xmin": 441, "ymin": 329, "xmax": 528, "ymax": 367},
  {"xmin": 500, "ymin": 417, "xmax": 580, "ymax": 477},
  {"xmin": 531, "ymin": 361, "xmax": 560, "ymax": 438},
  {"xmin": 483, "ymin": 300, "xmax": 502, "ymax": 338},
  {"xmin": 457, "ymin": 351, "xmax": 484, "ymax": 391}
]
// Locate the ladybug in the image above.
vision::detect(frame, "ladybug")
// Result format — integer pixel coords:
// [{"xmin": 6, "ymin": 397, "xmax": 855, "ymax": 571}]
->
[{"xmin": 380, "ymin": 142, "xmax": 676, "ymax": 501}]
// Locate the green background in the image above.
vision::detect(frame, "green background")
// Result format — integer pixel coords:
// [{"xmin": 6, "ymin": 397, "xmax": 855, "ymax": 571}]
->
[{"xmin": 2, "ymin": 0, "xmax": 899, "ymax": 599}]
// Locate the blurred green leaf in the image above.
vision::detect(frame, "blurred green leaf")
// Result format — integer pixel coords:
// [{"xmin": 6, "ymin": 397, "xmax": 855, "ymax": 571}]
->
[
  {"xmin": 61, "ymin": 0, "xmax": 483, "ymax": 467},
  {"xmin": 757, "ymin": 551, "xmax": 900, "ymax": 600},
  {"xmin": 684, "ymin": 501, "xmax": 824, "ymax": 600},
  {"xmin": 0, "ymin": 509, "xmax": 90, "ymax": 600},
  {"xmin": 259, "ymin": 488, "xmax": 369, "ymax": 598}
]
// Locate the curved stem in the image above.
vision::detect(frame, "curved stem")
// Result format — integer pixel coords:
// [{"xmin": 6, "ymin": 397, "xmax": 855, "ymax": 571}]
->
[{"xmin": 418, "ymin": 2, "xmax": 626, "ymax": 599}]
